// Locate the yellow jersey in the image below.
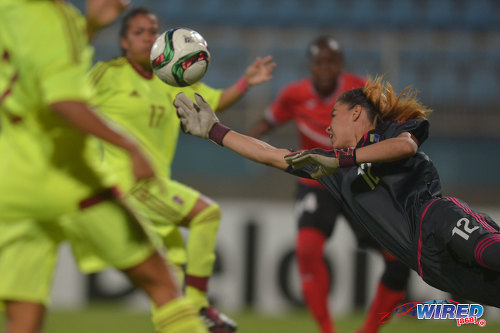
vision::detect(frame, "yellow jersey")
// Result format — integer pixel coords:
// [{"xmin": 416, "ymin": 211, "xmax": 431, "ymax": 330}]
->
[
  {"xmin": 88, "ymin": 57, "xmax": 222, "ymax": 190},
  {"xmin": 0, "ymin": 1, "xmax": 111, "ymax": 220}
]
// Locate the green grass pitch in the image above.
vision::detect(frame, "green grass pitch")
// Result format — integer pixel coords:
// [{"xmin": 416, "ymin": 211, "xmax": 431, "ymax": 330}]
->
[{"xmin": 1, "ymin": 303, "xmax": 499, "ymax": 332}]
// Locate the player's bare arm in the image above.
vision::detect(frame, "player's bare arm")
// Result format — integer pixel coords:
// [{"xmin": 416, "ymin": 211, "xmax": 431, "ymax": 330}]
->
[
  {"xmin": 86, "ymin": 0, "xmax": 130, "ymax": 40},
  {"xmin": 50, "ymin": 101, "xmax": 155, "ymax": 180},
  {"xmin": 174, "ymin": 92, "xmax": 290, "ymax": 170},
  {"xmin": 355, "ymin": 132, "xmax": 418, "ymax": 164},
  {"xmin": 284, "ymin": 132, "xmax": 419, "ymax": 179},
  {"xmin": 222, "ymin": 131, "xmax": 290, "ymax": 170},
  {"xmin": 216, "ymin": 56, "xmax": 276, "ymax": 111}
]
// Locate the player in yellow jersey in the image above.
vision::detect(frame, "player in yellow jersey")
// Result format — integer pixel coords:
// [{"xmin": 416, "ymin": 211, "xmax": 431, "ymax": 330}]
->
[
  {"xmin": 0, "ymin": 1, "xmax": 208, "ymax": 333},
  {"xmin": 83, "ymin": 6, "xmax": 275, "ymax": 332}
]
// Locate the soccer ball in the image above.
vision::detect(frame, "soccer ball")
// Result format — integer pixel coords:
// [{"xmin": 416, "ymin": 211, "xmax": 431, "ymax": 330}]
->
[{"xmin": 150, "ymin": 28, "xmax": 210, "ymax": 87}]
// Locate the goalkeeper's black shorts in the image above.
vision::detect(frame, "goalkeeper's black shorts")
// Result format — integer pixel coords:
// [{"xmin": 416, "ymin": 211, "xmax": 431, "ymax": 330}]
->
[{"xmin": 418, "ymin": 196, "xmax": 500, "ymax": 307}]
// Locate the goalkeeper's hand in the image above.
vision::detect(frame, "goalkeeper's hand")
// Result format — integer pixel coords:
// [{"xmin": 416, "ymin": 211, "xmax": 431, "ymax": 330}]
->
[
  {"xmin": 174, "ymin": 92, "xmax": 219, "ymax": 139},
  {"xmin": 284, "ymin": 148, "xmax": 357, "ymax": 179},
  {"xmin": 285, "ymin": 150, "xmax": 340, "ymax": 179},
  {"xmin": 174, "ymin": 92, "xmax": 231, "ymax": 146}
]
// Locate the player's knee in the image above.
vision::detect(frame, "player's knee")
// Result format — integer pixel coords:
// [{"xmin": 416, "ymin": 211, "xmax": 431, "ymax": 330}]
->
[
  {"xmin": 381, "ymin": 259, "xmax": 410, "ymax": 291},
  {"xmin": 190, "ymin": 203, "xmax": 221, "ymax": 228}
]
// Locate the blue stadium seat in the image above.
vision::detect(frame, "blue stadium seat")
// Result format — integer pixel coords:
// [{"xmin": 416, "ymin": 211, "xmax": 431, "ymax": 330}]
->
[
  {"xmin": 199, "ymin": 0, "xmax": 244, "ymax": 26},
  {"xmin": 424, "ymin": 0, "xmax": 458, "ymax": 30},
  {"xmin": 203, "ymin": 46, "xmax": 247, "ymax": 87},
  {"xmin": 343, "ymin": 50, "xmax": 381, "ymax": 77},
  {"xmin": 428, "ymin": 54, "xmax": 463, "ymax": 104},
  {"xmin": 466, "ymin": 53, "xmax": 500, "ymax": 104},
  {"xmin": 384, "ymin": 0, "xmax": 420, "ymax": 29},
  {"xmin": 313, "ymin": 0, "xmax": 345, "ymax": 27},
  {"xmin": 231, "ymin": 0, "xmax": 293, "ymax": 27},
  {"xmin": 238, "ymin": 0, "xmax": 267, "ymax": 26},
  {"xmin": 467, "ymin": 70, "xmax": 495, "ymax": 104},
  {"xmin": 387, "ymin": 0, "xmax": 425, "ymax": 29},
  {"xmin": 345, "ymin": 0, "xmax": 380, "ymax": 29},
  {"xmin": 266, "ymin": 47, "xmax": 309, "ymax": 96},
  {"xmin": 284, "ymin": 0, "xmax": 334, "ymax": 27},
  {"xmin": 312, "ymin": 0, "xmax": 356, "ymax": 28},
  {"xmin": 463, "ymin": 0, "xmax": 496, "ymax": 30},
  {"xmin": 398, "ymin": 51, "xmax": 431, "ymax": 88},
  {"xmin": 155, "ymin": 0, "xmax": 184, "ymax": 22},
  {"xmin": 143, "ymin": 0, "xmax": 499, "ymax": 31}
]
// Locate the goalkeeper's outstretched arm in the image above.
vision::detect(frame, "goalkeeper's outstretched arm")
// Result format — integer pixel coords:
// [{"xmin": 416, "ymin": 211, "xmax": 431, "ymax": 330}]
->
[
  {"xmin": 174, "ymin": 92, "xmax": 290, "ymax": 170},
  {"xmin": 174, "ymin": 92, "xmax": 420, "ymax": 178},
  {"xmin": 222, "ymin": 130, "xmax": 291, "ymax": 170}
]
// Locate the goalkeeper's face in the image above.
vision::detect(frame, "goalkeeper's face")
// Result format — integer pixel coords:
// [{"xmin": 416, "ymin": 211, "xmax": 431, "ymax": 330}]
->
[{"xmin": 326, "ymin": 102, "xmax": 362, "ymax": 149}]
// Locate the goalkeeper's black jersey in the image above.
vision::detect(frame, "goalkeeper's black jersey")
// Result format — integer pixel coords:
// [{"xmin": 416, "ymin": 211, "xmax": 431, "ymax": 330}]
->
[
  {"xmin": 286, "ymin": 119, "xmax": 440, "ymax": 271},
  {"xmin": 286, "ymin": 119, "xmax": 500, "ymax": 306}
]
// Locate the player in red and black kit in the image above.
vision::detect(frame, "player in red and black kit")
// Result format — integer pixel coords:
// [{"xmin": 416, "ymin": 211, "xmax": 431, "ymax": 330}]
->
[
  {"xmin": 173, "ymin": 76, "xmax": 500, "ymax": 308},
  {"xmin": 249, "ymin": 36, "xmax": 410, "ymax": 333}
]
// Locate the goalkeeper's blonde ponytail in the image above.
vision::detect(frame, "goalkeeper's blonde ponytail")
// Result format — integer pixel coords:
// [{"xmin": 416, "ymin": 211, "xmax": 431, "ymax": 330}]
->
[{"xmin": 337, "ymin": 76, "xmax": 432, "ymax": 124}]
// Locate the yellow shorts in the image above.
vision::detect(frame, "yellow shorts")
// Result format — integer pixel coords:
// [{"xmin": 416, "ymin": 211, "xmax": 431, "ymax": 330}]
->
[
  {"xmin": 74, "ymin": 178, "xmax": 200, "ymax": 272},
  {"xmin": 129, "ymin": 178, "xmax": 200, "ymax": 266},
  {"xmin": 0, "ymin": 198, "xmax": 156, "ymax": 305},
  {"xmin": 63, "ymin": 197, "xmax": 156, "ymax": 273},
  {"xmin": 0, "ymin": 220, "xmax": 63, "ymax": 305}
]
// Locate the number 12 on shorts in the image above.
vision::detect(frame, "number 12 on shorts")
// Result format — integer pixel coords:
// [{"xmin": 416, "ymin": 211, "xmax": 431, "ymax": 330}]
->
[{"xmin": 452, "ymin": 218, "xmax": 479, "ymax": 241}]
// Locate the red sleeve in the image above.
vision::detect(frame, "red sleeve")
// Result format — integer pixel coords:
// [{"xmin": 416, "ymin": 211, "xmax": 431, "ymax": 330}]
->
[
  {"xmin": 266, "ymin": 84, "xmax": 297, "ymax": 125},
  {"xmin": 342, "ymin": 73, "xmax": 367, "ymax": 90}
]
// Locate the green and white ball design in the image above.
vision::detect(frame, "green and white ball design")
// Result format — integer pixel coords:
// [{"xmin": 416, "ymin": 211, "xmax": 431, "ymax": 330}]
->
[{"xmin": 150, "ymin": 28, "xmax": 210, "ymax": 87}]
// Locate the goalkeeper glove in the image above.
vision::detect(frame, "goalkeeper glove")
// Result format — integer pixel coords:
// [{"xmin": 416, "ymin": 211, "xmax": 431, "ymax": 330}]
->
[
  {"xmin": 284, "ymin": 148, "xmax": 356, "ymax": 179},
  {"xmin": 173, "ymin": 92, "xmax": 230, "ymax": 145}
]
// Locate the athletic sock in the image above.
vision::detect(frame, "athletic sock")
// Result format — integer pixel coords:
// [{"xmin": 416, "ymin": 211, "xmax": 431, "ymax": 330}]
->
[
  {"xmin": 474, "ymin": 234, "xmax": 500, "ymax": 272},
  {"xmin": 185, "ymin": 281, "xmax": 209, "ymax": 310},
  {"xmin": 359, "ymin": 282, "xmax": 406, "ymax": 333},
  {"xmin": 152, "ymin": 297, "xmax": 208, "ymax": 333},
  {"xmin": 185, "ymin": 204, "xmax": 221, "ymax": 310},
  {"xmin": 358, "ymin": 251, "xmax": 409, "ymax": 333},
  {"xmin": 164, "ymin": 228, "xmax": 187, "ymax": 287},
  {"xmin": 296, "ymin": 228, "xmax": 334, "ymax": 333}
]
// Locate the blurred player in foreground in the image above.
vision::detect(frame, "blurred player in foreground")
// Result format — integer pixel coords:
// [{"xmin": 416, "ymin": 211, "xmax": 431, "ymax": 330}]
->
[
  {"xmin": 0, "ymin": 1, "xmax": 207, "ymax": 332},
  {"xmin": 84, "ymin": 6, "xmax": 274, "ymax": 332},
  {"xmin": 248, "ymin": 36, "xmax": 409, "ymax": 333},
  {"xmin": 173, "ymin": 77, "xmax": 500, "ymax": 308}
]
